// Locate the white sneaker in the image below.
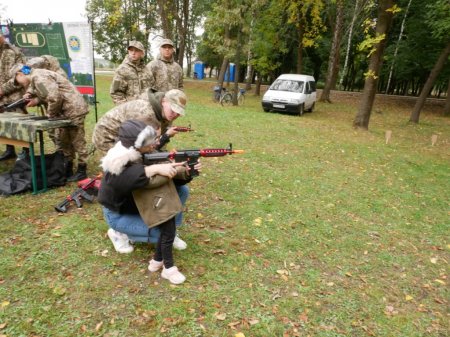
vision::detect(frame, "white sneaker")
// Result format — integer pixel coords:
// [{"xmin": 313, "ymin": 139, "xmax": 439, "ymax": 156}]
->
[
  {"xmin": 173, "ymin": 235, "xmax": 187, "ymax": 250},
  {"xmin": 161, "ymin": 266, "xmax": 186, "ymax": 284},
  {"xmin": 107, "ymin": 228, "xmax": 134, "ymax": 254},
  {"xmin": 148, "ymin": 259, "xmax": 164, "ymax": 272}
]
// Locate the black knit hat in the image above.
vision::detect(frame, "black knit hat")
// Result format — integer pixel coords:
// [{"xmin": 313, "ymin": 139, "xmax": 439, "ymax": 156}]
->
[{"xmin": 118, "ymin": 119, "xmax": 157, "ymax": 149}]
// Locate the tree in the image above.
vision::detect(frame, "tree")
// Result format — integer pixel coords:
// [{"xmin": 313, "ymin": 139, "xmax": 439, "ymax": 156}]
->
[
  {"xmin": 353, "ymin": 0, "xmax": 397, "ymax": 130},
  {"xmin": 319, "ymin": 0, "xmax": 345, "ymax": 102},
  {"xmin": 281, "ymin": 0, "xmax": 326, "ymax": 73},
  {"xmin": 86, "ymin": 0, "xmax": 157, "ymax": 63},
  {"xmin": 409, "ymin": 0, "xmax": 450, "ymax": 122}
]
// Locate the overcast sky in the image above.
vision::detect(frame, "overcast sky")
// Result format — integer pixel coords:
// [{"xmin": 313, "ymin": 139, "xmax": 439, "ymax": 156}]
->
[{"xmin": 1, "ymin": 0, "xmax": 88, "ymax": 24}]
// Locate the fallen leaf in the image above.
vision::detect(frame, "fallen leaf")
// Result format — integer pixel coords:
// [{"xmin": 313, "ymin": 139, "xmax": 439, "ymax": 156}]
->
[
  {"xmin": 1, "ymin": 301, "xmax": 10, "ymax": 308},
  {"xmin": 430, "ymin": 257, "xmax": 438, "ymax": 264},
  {"xmin": 228, "ymin": 321, "xmax": 240, "ymax": 328},
  {"xmin": 235, "ymin": 333, "xmax": 246, "ymax": 337},
  {"xmin": 249, "ymin": 318, "xmax": 259, "ymax": 325},
  {"xmin": 101, "ymin": 250, "xmax": 109, "ymax": 257},
  {"xmin": 405, "ymin": 295, "xmax": 414, "ymax": 301},
  {"xmin": 434, "ymin": 279, "xmax": 446, "ymax": 285},
  {"xmin": 0, "ymin": 323, "xmax": 7, "ymax": 329},
  {"xmin": 95, "ymin": 321, "xmax": 103, "ymax": 331},
  {"xmin": 197, "ymin": 213, "xmax": 204, "ymax": 219},
  {"xmin": 215, "ymin": 312, "xmax": 226, "ymax": 321}
]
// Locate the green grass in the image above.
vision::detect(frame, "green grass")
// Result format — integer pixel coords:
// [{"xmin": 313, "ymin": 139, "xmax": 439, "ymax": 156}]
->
[{"xmin": 0, "ymin": 76, "xmax": 449, "ymax": 336}]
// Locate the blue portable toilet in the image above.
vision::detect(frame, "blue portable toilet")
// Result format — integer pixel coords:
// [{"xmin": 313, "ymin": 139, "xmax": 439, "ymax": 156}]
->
[
  {"xmin": 224, "ymin": 63, "xmax": 235, "ymax": 82},
  {"xmin": 194, "ymin": 62, "xmax": 205, "ymax": 79}
]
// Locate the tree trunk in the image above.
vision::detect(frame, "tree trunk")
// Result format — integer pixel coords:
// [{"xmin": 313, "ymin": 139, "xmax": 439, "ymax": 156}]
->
[
  {"xmin": 255, "ymin": 74, "xmax": 261, "ymax": 96},
  {"xmin": 296, "ymin": 24, "xmax": 305, "ymax": 74},
  {"xmin": 386, "ymin": 0, "xmax": 411, "ymax": 94},
  {"xmin": 233, "ymin": 22, "xmax": 243, "ymax": 106},
  {"xmin": 353, "ymin": 0, "xmax": 394, "ymax": 130},
  {"xmin": 157, "ymin": 0, "xmax": 173, "ymax": 39},
  {"xmin": 319, "ymin": 0, "xmax": 344, "ymax": 103},
  {"xmin": 444, "ymin": 77, "xmax": 450, "ymax": 116},
  {"xmin": 339, "ymin": 0, "xmax": 360, "ymax": 89},
  {"xmin": 410, "ymin": 41, "xmax": 450, "ymax": 123}
]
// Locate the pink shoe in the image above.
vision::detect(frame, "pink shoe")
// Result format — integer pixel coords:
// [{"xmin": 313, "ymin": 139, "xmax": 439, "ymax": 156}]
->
[
  {"xmin": 148, "ymin": 259, "xmax": 164, "ymax": 272},
  {"xmin": 161, "ymin": 266, "xmax": 186, "ymax": 284}
]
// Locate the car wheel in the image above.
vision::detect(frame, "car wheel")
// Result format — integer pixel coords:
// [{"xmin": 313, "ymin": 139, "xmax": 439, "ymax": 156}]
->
[
  {"xmin": 298, "ymin": 103, "xmax": 305, "ymax": 116},
  {"xmin": 263, "ymin": 108, "xmax": 270, "ymax": 112},
  {"xmin": 308, "ymin": 102, "xmax": 315, "ymax": 112}
]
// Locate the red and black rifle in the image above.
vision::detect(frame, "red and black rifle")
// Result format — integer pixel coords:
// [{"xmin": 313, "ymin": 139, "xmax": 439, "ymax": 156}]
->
[
  {"xmin": 143, "ymin": 143, "xmax": 244, "ymax": 177},
  {"xmin": 55, "ymin": 174, "xmax": 102, "ymax": 213},
  {"xmin": 173, "ymin": 124, "xmax": 194, "ymax": 132}
]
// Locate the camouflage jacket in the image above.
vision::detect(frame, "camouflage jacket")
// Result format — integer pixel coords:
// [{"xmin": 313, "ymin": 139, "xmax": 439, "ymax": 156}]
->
[
  {"xmin": 27, "ymin": 68, "xmax": 88, "ymax": 119},
  {"xmin": 93, "ymin": 93, "xmax": 172, "ymax": 153},
  {"xmin": 0, "ymin": 42, "xmax": 25, "ymax": 103},
  {"xmin": 147, "ymin": 54, "xmax": 183, "ymax": 92},
  {"xmin": 110, "ymin": 56, "xmax": 153, "ymax": 105}
]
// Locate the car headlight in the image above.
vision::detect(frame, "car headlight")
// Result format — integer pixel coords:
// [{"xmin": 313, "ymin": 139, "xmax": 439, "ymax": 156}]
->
[
  {"xmin": 262, "ymin": 95, "xmax": 271, "ymax": 102},
  {"xmin": 289, "ymin": 98, "xmax": 301, "ymax": 104}
]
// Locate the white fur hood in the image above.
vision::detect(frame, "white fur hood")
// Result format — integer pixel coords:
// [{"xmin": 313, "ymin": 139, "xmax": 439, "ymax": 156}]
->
[{"xmin": 100, "ymin": 142, "xmax": 142, "ymax": 175}]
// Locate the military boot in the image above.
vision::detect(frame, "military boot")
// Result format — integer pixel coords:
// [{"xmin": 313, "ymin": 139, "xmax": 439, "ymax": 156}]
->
[
  {"xmin": 67, "ymin": 163, "xmax": 87, "ymax": 182},
  {"xmin": 16, "ymin": 147, "xmax": 30, "ymax": 161},
  {"xmin": 0, "ymin": 145, "xmax": 17, "ymax": 161}
]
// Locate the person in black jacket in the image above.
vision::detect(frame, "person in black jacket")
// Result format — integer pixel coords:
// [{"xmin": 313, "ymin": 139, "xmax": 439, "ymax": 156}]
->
[{"xmin": 98, "ymin": 119, "xmax": 198, "ymax": 284}]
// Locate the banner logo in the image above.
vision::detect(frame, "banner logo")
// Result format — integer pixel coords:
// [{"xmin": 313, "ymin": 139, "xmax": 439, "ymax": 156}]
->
[
  {"xmin": 15, "ymin": 32, "xmax": 46, "ymax": 47},
  {"xmin": 68, "ymin": 36, "xmax": 81, "ymax": 52}
]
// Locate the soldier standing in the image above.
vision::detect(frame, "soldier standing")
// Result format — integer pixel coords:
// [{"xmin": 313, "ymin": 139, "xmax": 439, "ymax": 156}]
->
[
  {"xmin": 0, "ymin": 31, "xmax": 26, "ymax": 160},
  {"xmin": 12, "ymin": 65, "xmax": 90, "ymax": 182},
  {"xmin": 110, "ymin": 41, "xmax": 153, "ymax": 105},
  {"xmin": 147, "ymin": 38, "xmax": 184, "ymax": 92},
  {"xmin": 147, "ymin": 39, "xmax": 188, "ymax": 250}
]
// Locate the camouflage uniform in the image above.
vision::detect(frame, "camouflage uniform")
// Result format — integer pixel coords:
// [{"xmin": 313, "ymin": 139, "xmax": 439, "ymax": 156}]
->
[
  {"xmin": 0, "ymin": 42, "xmax": 25, "ymax": 104},
  {"xmin": 110, "ymin": 56, "xmax": 153, "ymax": 105},
  {"xmin": 93, "ymin": 92, "xmax": 172, "ymax": 153},
  {"xmin": 27, "ymin": 68, "xmax": 89, "ymax": 165},
  {"xmin": 147, "ymin": 54, "xmax": 183, "ymax": 92}
]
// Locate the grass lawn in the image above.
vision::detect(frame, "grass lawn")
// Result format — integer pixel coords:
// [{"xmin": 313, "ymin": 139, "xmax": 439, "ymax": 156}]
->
[{"xmin": 0, "ymin": 75, "xmax": 449, "ymax": 337}]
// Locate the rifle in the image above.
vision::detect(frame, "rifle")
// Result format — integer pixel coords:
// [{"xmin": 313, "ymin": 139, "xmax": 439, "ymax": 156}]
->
[
  {"xmin": 0, "ymin": 98, "xmax": 29, "ymax": 113},
  {"xmin": 173, "ymin": 124, "xmax": 194, "ymax": 132},
  {"xmin": 55, "ymin": 174, "xmax": 102, "ymax": 213},
  {"xmin": 143, "ymin": 143, "xmax": 244, "ymax": 177},
  {"xmin": 157, "ymin": 124, "xmax": 194, "ymax": 150}
]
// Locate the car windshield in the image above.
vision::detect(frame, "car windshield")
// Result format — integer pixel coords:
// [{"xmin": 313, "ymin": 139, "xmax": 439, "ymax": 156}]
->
[{"xmin": 269, "ymin": 79, "xmax": 304, "ymax": 93}]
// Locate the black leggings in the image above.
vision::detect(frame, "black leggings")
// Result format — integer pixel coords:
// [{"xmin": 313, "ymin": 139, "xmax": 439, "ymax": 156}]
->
[{"xmin": 153, "ymin": 217, "xmax": 176, "ymax": 269}]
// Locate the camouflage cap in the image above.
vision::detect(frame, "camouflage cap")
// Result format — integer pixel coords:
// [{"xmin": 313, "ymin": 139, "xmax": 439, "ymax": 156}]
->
[
  {"xmin": 159, "ymin": 38, "xmax": 174, "ymax": 48},
  {"xmin": 128, "ymin": 40, "xmax": 145, "ymax": 52},
  {"xmin": 164, "ymin": 89, "xmax": 187, "ymax": 116},
  {"xmin": 27, "ymin": 57, "xmax": 46, "ymax": 69}
]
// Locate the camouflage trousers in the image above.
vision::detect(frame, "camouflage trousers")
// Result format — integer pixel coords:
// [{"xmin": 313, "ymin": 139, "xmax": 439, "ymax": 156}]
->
[{"xmin": 57, "ymin": 116, "xmax": 88, "ymax": 165}]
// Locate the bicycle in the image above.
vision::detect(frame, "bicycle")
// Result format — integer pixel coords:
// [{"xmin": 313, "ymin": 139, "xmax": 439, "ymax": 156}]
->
[
  {"xmin": 220, "ymin": 87, "xmax": 246, "ymax": 106},
  {"xmin": 213, "ymin": 85, "xmax": 227, "ymax": 102}
]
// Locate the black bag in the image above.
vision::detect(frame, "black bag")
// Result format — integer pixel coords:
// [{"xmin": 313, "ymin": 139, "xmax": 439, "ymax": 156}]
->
[
  {"xmin": 0, "ymin": 151, "xmax": 66, "ymax": 195},
  {"xmin": 0, "ymin": 171, "xmax": 30, "ymax": 196}
]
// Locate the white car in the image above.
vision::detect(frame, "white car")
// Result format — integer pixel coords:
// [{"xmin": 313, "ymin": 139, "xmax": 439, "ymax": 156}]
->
[{"xmin": 262, "ymin": 74, "xmax": 316, "ymax": 116}]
